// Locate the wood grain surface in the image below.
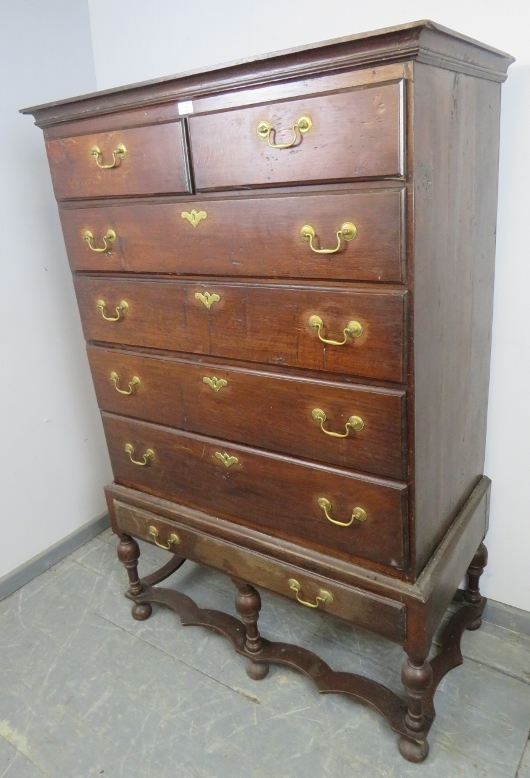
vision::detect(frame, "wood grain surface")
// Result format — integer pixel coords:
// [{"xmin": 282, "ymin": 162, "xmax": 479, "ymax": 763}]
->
[
  {"xmin": 75, "ymin": 276, "xmax": 407, "ymax": 382},
  {"xmin": 60, "ymin": 189, "xmax": 404, "ymax": 281},
  {"xmin": 103, "ymin": 412, "xmax": 407, "ymax": 569},
  {"xmin": 88, "ymin": 345, "xmax": 407, "ymax": 478},
  {"xmin": 189, "ymin": 82, "xmax": 403, "ymax": 190},
  {"xmin": 46, "ymin": 122, "xmax": 191, "ymax": 200}
]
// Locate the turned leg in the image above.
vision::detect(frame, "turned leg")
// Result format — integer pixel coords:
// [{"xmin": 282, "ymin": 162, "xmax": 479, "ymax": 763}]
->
[
  {"xmin": 399, "ymin": 654, "xmax": 433, "ymax": 763},
  {"xmin": 465, "ymin": 541, "xmax": 488, "ymax": 630},
  {"xmin": 117, "ymin": 534, "xmax": 152, "ymax": 621},
  {"xmin": 233, "ymin": 578, "xmax": 269, "ymax": 680}
]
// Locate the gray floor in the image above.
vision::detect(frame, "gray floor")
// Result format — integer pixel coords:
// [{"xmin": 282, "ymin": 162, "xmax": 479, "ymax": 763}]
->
[{"xmin": 1, "ymin": 529, "xmax": 529, "ymax": 778}]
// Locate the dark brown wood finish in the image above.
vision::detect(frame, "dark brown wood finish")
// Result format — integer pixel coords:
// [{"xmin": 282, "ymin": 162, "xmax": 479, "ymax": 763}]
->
[
  {"xmin": 88, "ymin": 346, "xmax": 406, "ymax": 478},
  {"xmin": 103, "ymin": 412, "xmax": 408, "ymax": 569},
  {"xmin": 189, "ymin": 82, "xmax": 403, "ymax": 190},
  {"xmin": 60, "ymin": 189, "xmax": 404, "ymax": 281},
  {"xmin": 23, "ymin": 20, "xmax": 512, "ymax": 763},
  {"xmin": 113, "ymin": 497, "xmax": 407, "ymax": 638},
  {"xmin": 410, "ymin": 65, "xmax": 502, "ymax": 572},
  {"xmin": 46, "ymin": 122, "xmax": 191, "ymax": 200},
  {"xmin": 75, "ymin": 277, "xmax": 407, "ymax": 382}
]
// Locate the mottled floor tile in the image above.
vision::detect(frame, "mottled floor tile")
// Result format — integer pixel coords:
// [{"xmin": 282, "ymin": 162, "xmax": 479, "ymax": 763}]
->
[
  {"xmin": 518, "ymin": 737, "xmax": 530, "ymax": 778},
  {"xmin": 1, "ymin": 530, "xmax": 529, "ymax": 778},
  {"xmin": 461, "ymin": 620, "xmax": 530, "ymax": 684}
]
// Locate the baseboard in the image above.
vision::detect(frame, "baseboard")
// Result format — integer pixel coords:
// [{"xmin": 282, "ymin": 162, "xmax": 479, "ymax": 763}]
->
[
  {"xmin": 0, "ymin": 511, "xmax": 110, "ymax": 602},
  {"xmin": 483, "ymin": 599, "xmax": 530, "ymax": 638}
]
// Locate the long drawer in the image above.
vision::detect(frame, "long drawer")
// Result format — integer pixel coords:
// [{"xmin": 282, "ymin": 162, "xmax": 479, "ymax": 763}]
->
[
  {"xmin": 89, "ymin": 346, "xmax": 406, "ymax": 479},
  {"xmin": 60, "ymin": 189, "xmax": 404, "ymax": 282},
  {"xmin": 46, "ymin": 122, "xmax": 191, "ymax": 200},
  {"xmin": 112, "ymin": 497, "xmax": 406, "ymax": 640},
  {"xmin": 75, "ymin": 278, "xmax": 407, "ymax": 382},
  {"xmin": 189, "ymin": 82, "xmax": 403, "ymax": 190},
  {"xmin": 103, "ymin": 412, "xmax": 407, "ymax": 569}
]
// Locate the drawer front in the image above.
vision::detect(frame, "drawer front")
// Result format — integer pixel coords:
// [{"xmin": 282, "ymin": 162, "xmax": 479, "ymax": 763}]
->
[
  {"xmin": 75, "ymin": 278, "xmax": 406, "ymax": 382},
  {"xmin": 61, "ymin": 189, "xmax": 404, "ymax": 282},
  {"xmin": 189, "ymin": 83, "xmax": 403, "ymax": 191},
  {"xmin": 103, "ymin": 413, "xmax": 407, "ymax": 569},
  {"xmin": 46, "ymin": 123, "xmax": 190, "ymax": 200},
  {"xmin": 89, "ymin": 346, "xmax": 406, "ymax": 479},
  {"xmin": 113, "ymin": 498, "xmax": 406, "ymax": 642}
]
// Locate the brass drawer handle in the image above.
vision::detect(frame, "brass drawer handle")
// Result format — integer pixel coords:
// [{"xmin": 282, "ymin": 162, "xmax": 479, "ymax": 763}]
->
[
  {"xmin": 318, "ymin": 497, "xmax": 367, "ymax": 527},
  {"xmin": 203, "ymin": 376, "xmax": 227, "ymax": 392},
  {"xmin": 96, "ymin": 299, "xmax": 128, "ymax": 322},
  {"xmin": 311, "ymin": 408, "xmax": 364, "ymax": 437},
  {"xmin": 149, "ymin": 525, "xmax": 180, "ymax": 550},
  {"xmin": 83, "ymin": 229, "xmax": 116, "ymax": 252},
  {"xmin": 256, "ymin": 115, "xmax": 312, "ymax": 149},
  {"xmin": 308, "ymin": 315, "xmax": 363, "ymax": 345},
  {"xmin": 288, "ymin": 578, "xmax": 333, "ymax": 608},
  {"xmin": 110, "ymin": 371, "xmax": 140, "ymax": 395},
  {"xmin": 195, "ymin": 291, "xmax": 220, "ymax": 309},
  {"xmin": 125, "ymin": 443, "xmax": 154, "ymax": 466},
  {"xmin": 214, "ymin": 452, "xmax": 238, "ymax": 468},
  {"xmin": 90, "ymin": 143, "xmax": 126, "ymax": 169},
  {"xmin": 300, "ymin": 222, "xmax": 357, "ymax": 254},
  {"xmin": 181, "ymin": 209, "xmax": 207, "ymax": 228}
]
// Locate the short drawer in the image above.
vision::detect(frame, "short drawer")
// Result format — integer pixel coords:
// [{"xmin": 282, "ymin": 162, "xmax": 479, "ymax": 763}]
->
[
  {"xmin": 89, "ymin": 346, "xmax": 406, "ymax": 479},
  {"xmin": 75, "ymin": 277, "xmax": 407, "ymax": 383},
  {"xmin": 60, "ymin": 189, "xmax": 404, "ymax": 282},
  {"xmin": 112, "ymin": 498, "xmax": 406, "ymax": 641},
  {"xmin": 189, "ymin": 82, "xmax": 403, "ymax": 191},
  {"xmin": 103, "ymin": 412, "xmax": 408, "ymax": 569},
  {"xmin": 46, "ymin": 122, "xmax": 190, "ymax": 200}
]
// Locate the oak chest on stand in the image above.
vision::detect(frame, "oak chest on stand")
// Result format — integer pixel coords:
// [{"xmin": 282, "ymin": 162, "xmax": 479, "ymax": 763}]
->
[{"xmin": 22, "ymin": 21, "xmax": 513, "ymax": 762}]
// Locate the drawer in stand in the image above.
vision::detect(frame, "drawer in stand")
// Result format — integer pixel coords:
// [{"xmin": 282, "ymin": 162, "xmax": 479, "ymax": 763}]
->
[{"xmin": 112, "ymin": 497, "xmax": 407, "ymax": 642}]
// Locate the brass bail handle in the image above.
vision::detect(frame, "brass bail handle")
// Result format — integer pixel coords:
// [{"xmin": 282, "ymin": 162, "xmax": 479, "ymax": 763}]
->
[
  {"xmin": 148, "ymin": 525, "xmax": 180, "ymax": 550},
  {"xmin": 124, "ymin": 443, "xmax": 154, "ymax": 466},
  {"xmin": 96, "ymin": 299, "xmax": 129, "ymax": 322},
  {"xmin": 308, "ymin": 315, "xmax": 363, "ymax": 346},
  {"xmin": 90, "ymin": 143, "xmax": 127, "ymax": 169},
  {"xmin": 318, "ymin": 497, "xmax": 367, "ymax": 527},
  {"xmin": 256, "ymin": 115, "xmax": 312, "ymax": 149},
  {"xmin": 110, "ymin": 372, "xmax": 140, "ymax": 395},
  {"xmin": 288, "ymin": 578, "xmax": 333, "ymax": 609},
  {"xmin": 300, "ymin": 222, "xmax": 357, "ymax": 254},
  {"xmin": 311, "ymin": 408, "xmax": 364, "ymax": 438},
  {"xmin": 83, "ymin": 229, "xmax": 117, "ymax": 253}
]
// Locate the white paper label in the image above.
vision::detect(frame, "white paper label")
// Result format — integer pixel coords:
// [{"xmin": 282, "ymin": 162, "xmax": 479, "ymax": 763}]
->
[{"xmin": 177, "ymin": 101, "xmax": 194, "ymax": 115}]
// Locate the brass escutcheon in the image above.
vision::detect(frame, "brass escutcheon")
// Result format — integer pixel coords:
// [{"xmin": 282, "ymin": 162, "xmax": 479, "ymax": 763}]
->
[
  {"xmin": 203, "ymin": 376, "xmax": 228, "ymax": 392},
  {"xmin": 214, "ymin": 452, "xmax": 238, "ymax": 468},
  {"xmin": 181, "ymin": 209, "xmax": 207, "ymax": 228},
  {"xmin": 195, "ymin": 291, "xmax": 220, "ymax": 309}
]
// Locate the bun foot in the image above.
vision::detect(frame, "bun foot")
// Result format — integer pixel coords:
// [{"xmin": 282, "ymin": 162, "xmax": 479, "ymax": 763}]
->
[
  {"xmin": 399, "ymin": 735, "xmax": 429, "ymax": 763},
  {"xmin": 466, "ymin": 615, "xmax": 483, "ymax": 631},
  {"xmin": 132, "ymin": 602, "xmax": 152, "ymax": 621},
  {"xmin": 246, "ymin": 659, "xmax": 269, "ymax": 680}
]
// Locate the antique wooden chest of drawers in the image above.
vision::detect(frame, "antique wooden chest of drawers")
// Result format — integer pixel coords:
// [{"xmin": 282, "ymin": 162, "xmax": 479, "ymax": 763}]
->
[{"xmin": 22, "ymin": 21, "xmax": 513, "ymax": 761}]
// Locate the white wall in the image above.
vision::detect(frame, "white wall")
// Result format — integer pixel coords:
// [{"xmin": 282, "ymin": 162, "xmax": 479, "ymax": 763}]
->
[
  {"xmin": 87, "ymin": 0, "xmax": 530, "ymax": 611},
  {"xmin": 0, "ymin": 0, "xmax": 112, "ymax": 579}
]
